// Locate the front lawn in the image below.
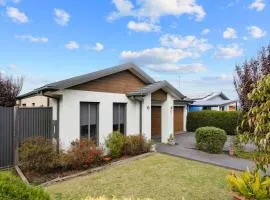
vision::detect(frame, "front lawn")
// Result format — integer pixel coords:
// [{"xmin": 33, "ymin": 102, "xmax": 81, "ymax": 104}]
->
[{"xmin": 47, "ymin": 154, "xmax": 233, "ymax": 200}]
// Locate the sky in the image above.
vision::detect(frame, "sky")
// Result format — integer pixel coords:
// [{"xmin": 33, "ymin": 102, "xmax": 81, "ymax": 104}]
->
[{"xmin": 0, "ymin": 0, "xmax": 269, "ymax": 99}]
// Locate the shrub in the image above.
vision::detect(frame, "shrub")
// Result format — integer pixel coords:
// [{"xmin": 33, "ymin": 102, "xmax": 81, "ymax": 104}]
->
[
  {"xmin": 195, "ymin": 127, "xmax": 227, "ymax": 154},
  {"xmin": 227, "ymin": 170, "xmax": 270, "ymax": 200},
  {"xmin": 105, "ymin": 132, "xmax": 125, "ymax": 158},
  {"xmin": 123, "ymin": 135, "xmax": 151, "ymax": 156},
  {"xmin": 0, "ymin": 171, "xmax": 50, "ymax": 200},
  {"xmin": 19, "ymin": 137, "xmax": 60, "ymax": 173},
  {"xmin": 187, "ymin": 110, "xmax": 240, "ymax": 135},
  {"xmin": 65, "ymin": 139, "xmax": 103, "ymax": 169}
]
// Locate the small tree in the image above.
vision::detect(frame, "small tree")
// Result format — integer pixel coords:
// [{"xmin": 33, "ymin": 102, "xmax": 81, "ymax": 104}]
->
[
  {"xmin": 234, "ymin": 44, "xmax": 270, "ymax": 113},
  {"xmin": 0, "ymin": 73, "xmax": 23, "ymax": 107},
  {"xmin": 241, "ymin": 74, "xmax": 270, "ymax": 171}
]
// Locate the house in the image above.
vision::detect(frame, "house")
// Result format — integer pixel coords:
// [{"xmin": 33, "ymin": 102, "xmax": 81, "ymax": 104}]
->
[
  {"xmin": 17, "ymin": 63, "xmax": 190, "ymax": 148},
  {"xmin": 188, "ymin": 92, "xmax": 237, "ymax": 112}
]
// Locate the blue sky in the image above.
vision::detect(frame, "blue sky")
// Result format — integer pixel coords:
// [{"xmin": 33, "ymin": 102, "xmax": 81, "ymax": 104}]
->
[{"xmin": 0, "ymin": 0, "xmax": 269, "ymax": 98}]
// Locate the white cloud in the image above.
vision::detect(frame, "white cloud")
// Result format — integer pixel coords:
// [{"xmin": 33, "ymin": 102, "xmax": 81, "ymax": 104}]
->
[
  {"xmin": 121, "ymin": 47, "xmax": 192, "ymax": 65},
  {"xmin": 249, "ymin": 0, "xmax": 266, "ymax": 11},
  {"xmin": 6, "ymin": 7, "xmax": 28, "ymax": 23},
  {"xmin": 223, "ymin": 27, "xmax": 237, "ymax": 39},
  {"xmin": 127, "ymin": 21, "xmax": 160, "ymax": 32},
  {"xmin": 8, "ymin": 64, "xmax": 17, "ymax": 70},
  {"xmin": 13, "ymin": 0, "xmax": 21, "ymax": 4},
  {"xmin": 247, "ymin": 26, "xmax": 267, "ymax": 39},
  {"xmin": 201, "ymin": 73, "xmax": 233, "ymax": 82},
  {"xmin": 146, "ymin": 63, "xmax": 207, "ymax": 73},
  {"xmin": 160, "ymin": 34, "xmax": 213, "ymax": 54},
  {"xmin": 65, "ymin": 41, "xmax": 79, "ymax": 50},
  {"xmin": 15, "ymin": 35, "xmax": 48, "ymax": 43},
  {"xmin": 215, "ymin": 44, "xmax": 244, "ymax": 59},
  {"xmin": 54, "ymin": 8, "xmax": 70, "ymax": 26},
  {"xmin": 108, "ymin": 0, "xmax": 206, "ymax": 22},
  {"xmin": 92, "ymin": 42, "xmax": 104, "ymax": 51},
  {"xmin": 201, "ymin": 28, "xmax": 210, "ymax": 35}
]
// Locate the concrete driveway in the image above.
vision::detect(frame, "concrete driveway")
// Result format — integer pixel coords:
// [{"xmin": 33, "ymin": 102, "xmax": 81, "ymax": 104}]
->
[{"xmin": 156, "ymin": 132, "xmax": 255, "ymax": 171}]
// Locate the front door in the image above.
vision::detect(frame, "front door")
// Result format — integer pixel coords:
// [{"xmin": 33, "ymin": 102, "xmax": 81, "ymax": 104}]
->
[
  {"xmin": 151, "ymin": 106, "xmax": 161, "ymax": 138},
  {"xmin": 174, "ymin": 106, "xmax": 184, "ymax": 134}
]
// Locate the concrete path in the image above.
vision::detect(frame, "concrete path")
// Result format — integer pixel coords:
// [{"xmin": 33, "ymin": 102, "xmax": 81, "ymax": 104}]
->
[{"xmin": 156, "ymin": 132, "xmax": 255, "ymax": 171}]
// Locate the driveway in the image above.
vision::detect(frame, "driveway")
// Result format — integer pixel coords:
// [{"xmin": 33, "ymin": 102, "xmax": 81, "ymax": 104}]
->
[{"xmin": 156, "ymin": 132, "xmax": 255, "ymax": 171}]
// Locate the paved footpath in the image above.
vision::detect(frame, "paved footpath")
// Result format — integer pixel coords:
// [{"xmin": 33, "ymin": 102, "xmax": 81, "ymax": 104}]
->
[{"xmin": 156, "ymin": 132, "xmax": 254, "ymax": 171}]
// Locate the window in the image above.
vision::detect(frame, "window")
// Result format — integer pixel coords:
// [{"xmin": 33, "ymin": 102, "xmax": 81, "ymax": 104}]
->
[
  {"xmin": 80, "ymin": 102, "xmax": 99, "ymax": 144},
  {"xmin": 32, "ymin": 103, "xmax": 35, "ymax": 107},
  {"xmin": 22, "ymin": 104, "xmax": 26, "ymax": 107},
  {"xmin": 113, "ymin": 103, "xmax": 126, "ymax": 134}
]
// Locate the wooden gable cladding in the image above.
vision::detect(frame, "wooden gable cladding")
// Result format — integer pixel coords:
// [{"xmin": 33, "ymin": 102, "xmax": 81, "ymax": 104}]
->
[
  {"xmin": 151, "ymin": 89, "xmax": 167, "ymax": 102},
  {"xmin": 69, "ymin": 70, "xmax": 147, "ymax": 94}
]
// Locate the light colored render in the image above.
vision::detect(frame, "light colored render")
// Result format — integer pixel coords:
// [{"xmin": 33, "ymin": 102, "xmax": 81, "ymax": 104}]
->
[
  {"xmin": 161, "ymin": 93, "xmax": 174, "ymax": 143},
  {"xmin": 58, "ymin": 89, "xmax": 142, "ymax": 149},
  {"xmin": 19, "ymin": 95, "xmax": 49, "ymax": 107}
]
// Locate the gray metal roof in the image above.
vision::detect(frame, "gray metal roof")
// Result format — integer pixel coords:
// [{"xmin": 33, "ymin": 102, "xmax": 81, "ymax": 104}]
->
[
  {"xmin": 188, "ymin": 92, "xmax": 230, "ymax": 101},
  {"xmin": 40, "ymin": 63, "xmax": 155, "ymax": 90},
  {"xmin": 192, "ymin": 99, "xmax": 236, "ymax": 107},
  {"xmin": 127, "ymin": 81, "xmax": 185, "ymax": 100},
  {"xmin": 17, "ymin": 63, "xmax": 155, "ymax": 99}
]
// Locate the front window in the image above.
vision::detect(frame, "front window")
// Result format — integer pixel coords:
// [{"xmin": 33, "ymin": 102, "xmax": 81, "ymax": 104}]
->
[
  {"xmin": 80, "ymin": 102, "xmax": 99, "ymax": 144},
  {"xmin": 113, "ymin": 103, "xmax": 126, "ymax": 134}
]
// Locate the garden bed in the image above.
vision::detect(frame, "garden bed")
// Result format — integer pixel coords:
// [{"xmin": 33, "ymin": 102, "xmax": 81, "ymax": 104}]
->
[{"xmin": 22, "ymin": 155, "xmax": 145, "ymax": 185}]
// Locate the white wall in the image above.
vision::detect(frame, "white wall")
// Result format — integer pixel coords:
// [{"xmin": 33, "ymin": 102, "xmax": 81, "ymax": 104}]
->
[
  {"xmin": 19, "ymin": 96, "xmax": 49, "ymax": 107},
  {"xmin": 142, "ymin": 94, "xmax": 151, "ymax": 140},
  {"xmin": 59, "ymin": 90, "xmax": 140, "ymax": 149},
  {"xmin": 161, "ymin": 94, "xmax": 174, "ymax": 143}
]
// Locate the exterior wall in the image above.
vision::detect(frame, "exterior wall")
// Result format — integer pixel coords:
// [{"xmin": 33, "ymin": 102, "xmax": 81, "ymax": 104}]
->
[
  {"xmin": 183, "ymin": 105, "xmax": 187, "ymax": 131},
  {"xmin": 142, "ymin": 94, "xmax": 151, "ymax": 140},
  {"xmin": 211, "ymin": 106, "xmax": 220, "ymax": 111},
  {"xmin": 59, "ymin": 90, "xmax": 140, "ymax": 149},
  {"xmin": 70, "ymin": 70, "xmax": 146, "ymax": 94},
  {"xmin": 151, "ymin": 89, "xmax": 167, "ymax": 101},
  {"xmin": 18, "ymin": 96, "xmax": 49, "ymax": 107},
  {"xmin": 161, "ymin": 94, "xmax": 174, "ymax": 143}
]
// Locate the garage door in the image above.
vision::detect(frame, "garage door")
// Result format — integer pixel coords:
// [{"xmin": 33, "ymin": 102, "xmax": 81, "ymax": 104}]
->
[
  {"xmin": 174, "ymin": 106, "xmax": 184, "ymax": 134},
  {"xmin": 151, "ymin": 106, "xmax": 161, "ymax": 137}
]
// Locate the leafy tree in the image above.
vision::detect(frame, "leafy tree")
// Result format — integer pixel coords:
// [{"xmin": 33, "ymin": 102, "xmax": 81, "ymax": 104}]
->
[
  {"xmin": 234, "ymin": 44, "xmax": 270, "ymax": 112},
  {"xmin": 241, "ymin": 74, "xmax": 270, "ymax": 171},
  {"xmin": 0, "ymin": 72, "xmax": 23, "ymax": 107}
]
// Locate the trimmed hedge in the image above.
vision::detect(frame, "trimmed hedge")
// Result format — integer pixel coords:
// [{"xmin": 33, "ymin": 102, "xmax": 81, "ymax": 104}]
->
[
  {"xmin": 0, "ymin": 171, "xmax": 50, "ymax": 200},
  {"xmin": 195, "ymin": 127, "xmax": 227, "ymax": 154},
  {"xmin": 187, "ymin": 110, "xmax": 240, "ymax": 135}
]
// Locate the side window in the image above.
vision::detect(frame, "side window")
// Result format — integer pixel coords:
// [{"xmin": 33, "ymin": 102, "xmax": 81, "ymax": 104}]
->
[
  {"xmin": 80, "ymin": 102, "xmax": 99, "ymax": 144},
  {"xmin": 113, "ymin": 103, "xmax": 126, "ymax": 135}
]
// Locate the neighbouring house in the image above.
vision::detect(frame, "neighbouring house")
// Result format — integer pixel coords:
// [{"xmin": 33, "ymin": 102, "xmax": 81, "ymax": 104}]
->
[
  {"xmin": 188, "ymin": 92, "xmax": 237, "ymax": 112},
  {"xmin": 17, "ymin": 63, "xmax": 191, "ymax": 148}
]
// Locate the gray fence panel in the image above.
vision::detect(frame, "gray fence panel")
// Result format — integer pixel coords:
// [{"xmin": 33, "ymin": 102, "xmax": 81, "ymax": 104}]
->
[
  {"xmin": 0, "ymin": 107, "xmax": 53, "ymax": 168},
  {"xmin": 18, "ymin": 107, "xmax": 53, "ymax": 142},
  {"xmin": 0, "ymin": 107, "xmax": 14, "ymax": 168}
]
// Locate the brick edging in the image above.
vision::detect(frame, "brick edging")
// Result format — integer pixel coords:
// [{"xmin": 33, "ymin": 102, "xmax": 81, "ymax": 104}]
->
[{"xmin": 41, "ymin": 152, "xmax": 154, "ymax": 187}]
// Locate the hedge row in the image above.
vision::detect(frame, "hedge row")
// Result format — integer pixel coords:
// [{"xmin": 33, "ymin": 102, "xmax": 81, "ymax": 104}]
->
[{"xmin": 187, "ymin": 111, "xmax": 240, "ymax": 135}]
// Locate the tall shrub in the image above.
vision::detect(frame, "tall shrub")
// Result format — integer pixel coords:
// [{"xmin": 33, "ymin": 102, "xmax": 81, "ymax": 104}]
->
[
  {"xmin": 19, "ymin": 137, "xmax": 60, "ymax": 173},
  {"xmin": 187, "ymin": 111, "xmax": 239, "ymax": 135},
  {"xmin": 105, "ymin": 132, "xmax": 125, "ymax": 158}
]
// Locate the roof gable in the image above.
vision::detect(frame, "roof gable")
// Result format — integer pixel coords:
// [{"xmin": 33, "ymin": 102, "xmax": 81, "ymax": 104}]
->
[{"xmin": 42, "ymin": 63, "xmax": 155, "ymax": 90}]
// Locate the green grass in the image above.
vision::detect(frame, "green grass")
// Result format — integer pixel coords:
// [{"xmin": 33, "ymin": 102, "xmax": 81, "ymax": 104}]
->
[
  {"xmin": 46, "ymin": 154, "xmax": 233, "ymax": 200},
  {"xmin": 235, "ymin": 149, "xmax": 270, "ymax": 160}
]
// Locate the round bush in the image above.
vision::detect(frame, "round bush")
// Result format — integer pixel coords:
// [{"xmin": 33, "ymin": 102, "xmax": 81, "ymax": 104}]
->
[
  {"xmin": 105, "ymin": 132, "xmax": 125, "ymax": 158},
  {"xmin": 0, "ymin": 172, "xmax": 50, "ymax": 200},
  {"xmin": 195, "ymin": 127, "xmax": 227, "ymax": 154}
]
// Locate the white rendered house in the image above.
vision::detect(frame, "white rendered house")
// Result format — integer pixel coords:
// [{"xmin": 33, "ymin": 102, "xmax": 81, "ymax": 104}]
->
[{"xmin": 17, "ymin": 63, "xmax": 190, "ymax": 149}]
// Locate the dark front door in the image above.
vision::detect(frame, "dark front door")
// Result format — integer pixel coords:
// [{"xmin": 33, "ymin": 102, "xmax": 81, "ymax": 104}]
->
[{"xmin": 151, "ymin": 106, "xmax": 161, "ymax": 138}]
